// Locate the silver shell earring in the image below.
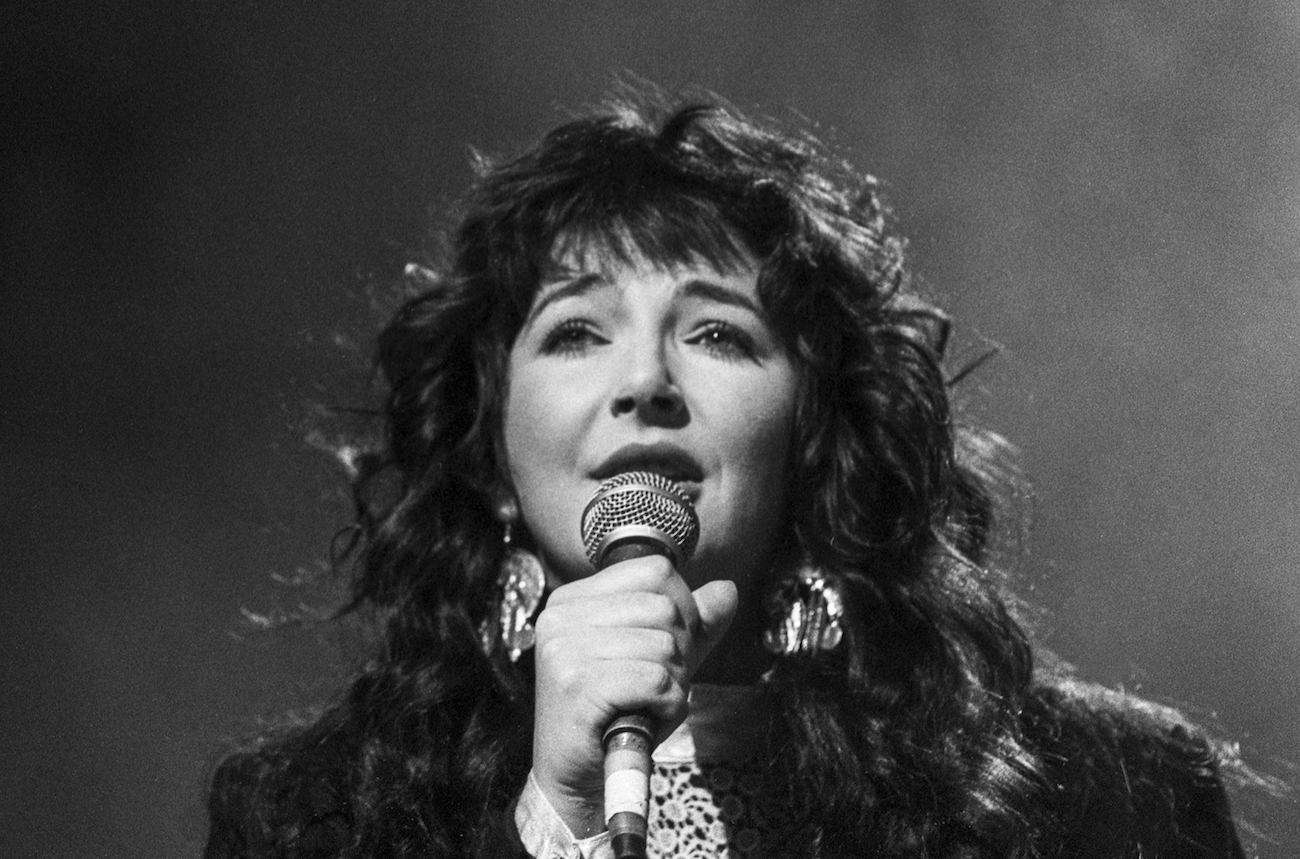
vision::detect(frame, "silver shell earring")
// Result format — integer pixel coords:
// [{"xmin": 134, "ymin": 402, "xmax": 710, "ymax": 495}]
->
[
  {"xmin": 479, "ymin": 501, "xmax": 545, "ymax": 662},
  {"xmin": 762, "ymin": 564, "xmax": 845, "ymax": 656}
]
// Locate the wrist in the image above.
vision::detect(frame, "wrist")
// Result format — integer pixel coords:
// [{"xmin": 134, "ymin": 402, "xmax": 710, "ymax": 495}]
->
[{"xmin": 532, "ymin": 771, "xmax": 606, "ymax": 839}]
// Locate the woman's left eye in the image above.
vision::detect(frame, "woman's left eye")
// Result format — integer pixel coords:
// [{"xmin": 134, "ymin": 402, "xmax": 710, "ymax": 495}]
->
[{"xmin": 689, "ymin": 322, "xmax": 756, "ymax": 360}]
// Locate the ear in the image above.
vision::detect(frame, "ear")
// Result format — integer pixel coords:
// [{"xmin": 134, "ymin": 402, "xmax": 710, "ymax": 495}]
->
[
  {"xmin": 490, "ymin": 485, "xmax": 519, "ymax": 525},
  {"xmin": 489, "ymin": 484, "xmax": 544, "ymax": 560}
]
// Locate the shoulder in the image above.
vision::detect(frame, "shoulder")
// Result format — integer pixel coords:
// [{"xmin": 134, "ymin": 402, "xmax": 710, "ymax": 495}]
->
[{"xmin": 1022, "ymin": 676, "xmax": 1245, "ymax": 859}]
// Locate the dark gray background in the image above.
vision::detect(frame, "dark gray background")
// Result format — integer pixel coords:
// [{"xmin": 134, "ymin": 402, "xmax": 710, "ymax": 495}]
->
[{"xmin": 3, "ymin": 2, "xmax": 1296, "ymax": 856}]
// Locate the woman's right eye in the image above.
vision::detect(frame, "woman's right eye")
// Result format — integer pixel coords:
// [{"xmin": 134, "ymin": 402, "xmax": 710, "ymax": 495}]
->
[{"xmin": 540, "ymin": 319, "xmax": 604, "ymax": 355}]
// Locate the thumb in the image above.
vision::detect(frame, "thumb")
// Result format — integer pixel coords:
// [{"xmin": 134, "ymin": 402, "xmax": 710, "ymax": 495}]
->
[{"xmin": 689, "ymin": 579, "xmax": 739, "ymax": 668}]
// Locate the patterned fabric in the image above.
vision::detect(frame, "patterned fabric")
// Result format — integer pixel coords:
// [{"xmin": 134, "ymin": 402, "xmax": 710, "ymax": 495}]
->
[{"xmin": 647, "ymin": 757, "xmax": 787, "ymax": 858}]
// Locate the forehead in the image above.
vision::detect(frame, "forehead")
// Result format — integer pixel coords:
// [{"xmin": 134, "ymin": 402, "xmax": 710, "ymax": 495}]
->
[{"xmin": 540, "ymin": 237, "xmax": 757, "ymax": 289}]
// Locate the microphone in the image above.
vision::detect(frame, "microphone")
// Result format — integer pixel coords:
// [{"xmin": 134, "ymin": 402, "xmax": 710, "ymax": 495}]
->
[{"xmin": 580, "ymin": 471, "xmax": 700, "ymax": 859}]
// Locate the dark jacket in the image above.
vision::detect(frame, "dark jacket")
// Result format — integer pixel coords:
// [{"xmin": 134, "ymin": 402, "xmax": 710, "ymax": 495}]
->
[{"xmin": 206, "ymin": 679, "xmax": 1245, "ymax": 858}]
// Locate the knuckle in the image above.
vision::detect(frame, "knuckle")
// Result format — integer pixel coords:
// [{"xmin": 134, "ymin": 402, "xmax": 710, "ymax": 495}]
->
[
  {"xmin": 543, "ymin": 579, "xmax": 578, "ymax": 606},
  {"xmin": 552, "ymin": 662, "xmax": 587, "ymax": 697},
  {"xmin": 644, "ymin": 593, "xmax": 678, "ymax": 627},
  {"xmin": 639, "ymin": 555, "xmax": 676, "ymax": 587},
  {"xmin": 532, "ymin": 611, "xmax": 562, "ymax": 641},
  {"xmin": 534, "ymin": 635, "xmax": 569, "ymax": 666},
  {"xmin": 646, "ymin": 663, "xmax": 674, "ymax": 696}
]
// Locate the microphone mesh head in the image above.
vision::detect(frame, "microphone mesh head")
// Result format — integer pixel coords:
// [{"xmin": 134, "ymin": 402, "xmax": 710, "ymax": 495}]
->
[{"xmin": 581, "ymin": 472, "xmax": 699, "ymax": 567}]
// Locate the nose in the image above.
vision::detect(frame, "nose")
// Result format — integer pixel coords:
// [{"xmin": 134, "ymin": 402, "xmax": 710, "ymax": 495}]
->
[{"xmin": 611, "ymin": 340, "xmax": 687, "ymax": 426}]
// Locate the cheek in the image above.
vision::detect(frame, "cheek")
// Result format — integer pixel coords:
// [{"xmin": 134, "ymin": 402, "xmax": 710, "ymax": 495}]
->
[
  {"xmin": 502, "ymin": 363, "xmax": 555, "ymax": 509},
  {"xmin": 505, "ymin": 373, "xmax": 597, "ymax": 471},
  {"xmin": 503, "ymin": 357, "xmax": 568, "ymax": 460},
  {"xmin": 500, "ymin": 362, "xmax": 595, "ymax": 576},
  {"xmin": 737, "ymin": 374, "xmax": 799, "ymax": 469},
  {"xmin": 744, "ymin": 417, "xmax": 796, "ymax": 518},
  {"xmin": 719, "ymin": 374, "xmax": 800, "ymax": 520},
  {"xmin": 503, "ymin": 386, "xmax": 544, "ymax": 471}
]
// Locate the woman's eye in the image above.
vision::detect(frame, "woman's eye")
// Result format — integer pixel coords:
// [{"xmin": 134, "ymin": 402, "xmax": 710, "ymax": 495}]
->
[
  {"xmin": 540, "ymin": 319, "xmax": 604, "ymax": 355},
  {"xmin": 691, "ymin": 322, "xmax": 756, "ymax": 360}
]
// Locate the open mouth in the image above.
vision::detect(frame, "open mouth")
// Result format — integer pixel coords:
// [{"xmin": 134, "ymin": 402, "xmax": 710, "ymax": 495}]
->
[{"xmin": 593, "ymin": 443, "xmax": 705, "ymax": 489}]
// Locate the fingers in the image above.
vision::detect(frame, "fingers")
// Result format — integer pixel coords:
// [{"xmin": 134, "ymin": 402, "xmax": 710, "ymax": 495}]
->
[
  {"xmin": 547, "ymin": 553, "xmax": 690, "ymax": 601},
  {"xmin": 540, "ymin": 644, "xmax": 690, "ymax": 725},
  {"xmin": 542, "ymin": 590, "xmax": 685, "ymax": 632},
  {"xmin": 536, "ymin": 625, "xmax": 686, "ymax": 672},
  {"xmin": 542, "ymin": 579, "xmax": 737, "ymax": 678},
  {"xmin": 542, "ymin": 555, "xmax": 717, "ymax": 678}
]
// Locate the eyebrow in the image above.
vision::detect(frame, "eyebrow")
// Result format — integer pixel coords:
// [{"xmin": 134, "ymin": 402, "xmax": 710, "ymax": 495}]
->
[
  {"xmin": 523, "ymin": 272, "xmax": 607, "ymax": 328},
  {"xmin": 676, "ymin": 278, "xmax": 764, "ymax": 317},
  {"xmin": 522, "ymin": 272, "xmax": 765, "ymax": 329}
]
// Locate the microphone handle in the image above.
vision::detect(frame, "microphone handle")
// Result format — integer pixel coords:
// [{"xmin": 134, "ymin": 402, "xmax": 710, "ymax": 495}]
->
[
  {"xmin": 603, "ymin": 713, "xmax": 653, "ymax": 859},
  {"xmin": 598, "ymin": 538, "xmax": 673, "ymax": 859}
]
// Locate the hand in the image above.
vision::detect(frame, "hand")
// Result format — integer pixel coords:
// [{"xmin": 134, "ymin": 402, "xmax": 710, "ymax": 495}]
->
[{"xmin": 529, "ymin": 555, "xmax": 737, "ymax": 838}]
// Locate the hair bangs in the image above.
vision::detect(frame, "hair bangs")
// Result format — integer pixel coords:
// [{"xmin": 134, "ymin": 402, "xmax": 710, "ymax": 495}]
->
[{"xmin": 539, "ymin": 174, "xmax": 759, "ymax": 275}]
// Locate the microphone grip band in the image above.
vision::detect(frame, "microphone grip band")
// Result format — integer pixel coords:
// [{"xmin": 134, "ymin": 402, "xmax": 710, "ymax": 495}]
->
[{"xmin": 602, "ymin": 713, "xmax": 653, "ymax": 859}]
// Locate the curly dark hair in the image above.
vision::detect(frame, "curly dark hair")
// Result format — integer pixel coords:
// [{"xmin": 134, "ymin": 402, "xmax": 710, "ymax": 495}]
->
[{"xmin": 207, "ymin": 92, "xmax": 1059, "ymax": 859}]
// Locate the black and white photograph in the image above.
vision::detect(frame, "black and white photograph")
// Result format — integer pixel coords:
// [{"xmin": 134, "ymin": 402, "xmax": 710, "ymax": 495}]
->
[{"xmin": 3, "ymin": 3, "xmax": 1297, "ymax": 857}]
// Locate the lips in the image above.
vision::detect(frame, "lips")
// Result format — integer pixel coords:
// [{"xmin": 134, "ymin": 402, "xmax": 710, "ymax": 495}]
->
[{"xmin": 593, "ymin": 442, "xmax": 705, "ymax": 487}]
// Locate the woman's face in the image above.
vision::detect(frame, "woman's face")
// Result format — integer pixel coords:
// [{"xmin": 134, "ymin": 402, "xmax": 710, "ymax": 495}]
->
[{"xmin": 502, "ymin": 247, "xmax": 800, "ymax": 596}]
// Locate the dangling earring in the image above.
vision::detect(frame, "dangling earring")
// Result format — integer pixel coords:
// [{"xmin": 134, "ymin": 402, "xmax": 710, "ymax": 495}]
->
[
  {"xmin": 762, "ymin": 564, "xmax": 845, "ymax": 656},
  {"xmin": 479, "ymin": 500, "xmax": 545, "ymax": 662}
]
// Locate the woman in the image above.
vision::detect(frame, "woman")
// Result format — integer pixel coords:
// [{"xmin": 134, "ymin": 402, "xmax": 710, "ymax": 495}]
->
[{"xmin": 206, "ymin": 93, "xmax": 1246, "ymax": 858}]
